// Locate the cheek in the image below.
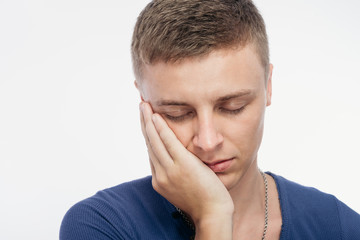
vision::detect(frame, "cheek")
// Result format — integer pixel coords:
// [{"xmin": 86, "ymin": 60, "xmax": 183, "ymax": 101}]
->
[{"xmin": 225, "ymin": 107, "xmax": 265, "ymax": 151}]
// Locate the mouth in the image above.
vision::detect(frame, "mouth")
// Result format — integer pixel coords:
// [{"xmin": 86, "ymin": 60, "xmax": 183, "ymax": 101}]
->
[{"xmin": 205, "ymin": 158, "xmax": 234, "ymax": 173}]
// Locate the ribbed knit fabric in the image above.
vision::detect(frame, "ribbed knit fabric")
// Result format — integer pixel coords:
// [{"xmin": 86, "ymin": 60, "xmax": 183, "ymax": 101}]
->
[
  {"xmin": 268, "ymin": 172, "xmax": 360, "ymax": 240},
  {"xmin": 60, "ymin": 176, "xmax": 194, "ymax": 240},
  {"xmin": 60, "ymin": 173, "xmax": 360, "ymax": 239}
]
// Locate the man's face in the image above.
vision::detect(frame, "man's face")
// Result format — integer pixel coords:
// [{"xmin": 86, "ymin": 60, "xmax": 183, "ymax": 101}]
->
[{"xmin": 138, "ymin": 44, "xmax": 272, "ymax": 191}]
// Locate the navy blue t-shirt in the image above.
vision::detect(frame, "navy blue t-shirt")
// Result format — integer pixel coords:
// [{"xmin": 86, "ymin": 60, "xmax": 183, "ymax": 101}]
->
[{"xmin": 60, "ymin": 173, "xmax": 360, "ymax": 239}]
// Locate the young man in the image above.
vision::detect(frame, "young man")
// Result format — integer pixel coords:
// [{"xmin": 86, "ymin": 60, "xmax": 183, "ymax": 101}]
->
[{"xmin": 60, "ymin": 1, "xmax": 360, "ymax": 239}]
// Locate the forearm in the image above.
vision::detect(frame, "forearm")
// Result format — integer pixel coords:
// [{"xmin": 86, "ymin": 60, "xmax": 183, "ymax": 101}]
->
[{"xmin": 195, "ymin": 213, "xmax": 233, "ymax": 240}]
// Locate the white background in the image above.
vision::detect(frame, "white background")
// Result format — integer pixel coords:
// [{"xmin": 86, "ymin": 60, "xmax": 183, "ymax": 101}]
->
[{"xmin": 1, "ymin": 1, "xmax": 359, "ymax": 239}]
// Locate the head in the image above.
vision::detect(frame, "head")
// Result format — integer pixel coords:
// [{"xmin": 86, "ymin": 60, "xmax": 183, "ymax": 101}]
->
[
  {"xmin": 131, "ymin": 0, "xmax": 269, "ymax": 81},
  {"xmin": 132, "ymin": 0, "xmax": 272, "ymax": 190}
]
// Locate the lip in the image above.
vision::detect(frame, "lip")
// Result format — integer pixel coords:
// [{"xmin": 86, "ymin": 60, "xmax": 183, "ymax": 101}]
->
[{"xmin": 205, "ymin": 158, "xmax": 234, "ymax": 173}]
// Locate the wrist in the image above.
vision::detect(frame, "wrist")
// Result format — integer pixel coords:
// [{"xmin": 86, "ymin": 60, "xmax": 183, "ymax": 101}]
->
[{"xmin": 194, "ymin": 212, "xmax": 234, "ymax": 240}]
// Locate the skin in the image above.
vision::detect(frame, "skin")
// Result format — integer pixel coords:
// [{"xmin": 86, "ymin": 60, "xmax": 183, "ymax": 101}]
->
[{"xmin": 137, "ymin": 44, "xmax": 281, "ymax": 239}]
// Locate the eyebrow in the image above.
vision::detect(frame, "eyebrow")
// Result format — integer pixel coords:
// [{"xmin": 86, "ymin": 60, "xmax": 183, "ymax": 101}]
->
[
  {"xmin": 155, "ymin": 100, "xmax": 189, "ymax": 107},
  {"xmin": 216, "ymin": 90, "xmax": 252, "ymax": 102},
  {"xmin": 155, "ymin": 90, "xmax": 253, "ymax": 107}
]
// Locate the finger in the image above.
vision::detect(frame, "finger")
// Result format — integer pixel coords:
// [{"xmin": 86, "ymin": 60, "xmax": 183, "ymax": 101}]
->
[
  {"xmin": 140, "ymin": 102, "xmax": 152, "ymax": 149},
  {"xmin": 142, "ymin": 102, "xmax": 174, "ymax": 168},
  {"xmin": 152, "ymin": 113, "xmax": 195, "ymax": 162},
  {"xmin": 140, "ymin": 103, "xmax": 152, "ymax": 155},
  {"xmin": 143, "ymin": 106, "xmax": 168, "ymax": 181},
  {"xmin": 147, "ymin": 147, "xmax": 157, "ymax": 177},
  {"xmin": 139, "ymin": 102, "xmax": 147, "ymax": 141},
  {"xmin": 145, "ymin": 125, "xmax": 171, "ymax": 194},
  {"xmin": 149, "ymin": 156, "xmax": 156, "ymax": 176},
  {"xmin": 140, "ymin": 102, "xmax": 163, "ymax": 171}
]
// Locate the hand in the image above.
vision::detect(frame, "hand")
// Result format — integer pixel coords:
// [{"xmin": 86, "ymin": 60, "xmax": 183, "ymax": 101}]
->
[{"xmin": 140, "ymin": 102, "xmax": 234, "ymax": 234}]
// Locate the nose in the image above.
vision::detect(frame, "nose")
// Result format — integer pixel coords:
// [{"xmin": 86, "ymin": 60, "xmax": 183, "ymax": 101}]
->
[{"xmin": 192, "ymin": 113, "xmax": 224, "ymax": 152}]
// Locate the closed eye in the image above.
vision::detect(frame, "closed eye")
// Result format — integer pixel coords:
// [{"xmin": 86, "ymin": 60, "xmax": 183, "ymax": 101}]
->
[
  {"xmin": 163, "ymin": 111, "xmax": 195, "ymax": 122},
  {"xmin": 218, "ymin": 106, "xmax": 245, "ymax": 115}
]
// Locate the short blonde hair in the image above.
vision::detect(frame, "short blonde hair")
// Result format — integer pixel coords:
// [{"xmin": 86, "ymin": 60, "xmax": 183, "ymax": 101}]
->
[{"xmin": 131, "ymin": 0, "xmax": 269, "ymax": 79}]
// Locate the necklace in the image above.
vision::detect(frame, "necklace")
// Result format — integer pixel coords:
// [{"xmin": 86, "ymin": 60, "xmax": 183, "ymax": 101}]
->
[
  {"xmin": 260, "ymin": 170, "xmax": 269, "ymax": 240},
  {"xmin": 176, "ymin": 170, "xmax": 269, "ymax": 239}
]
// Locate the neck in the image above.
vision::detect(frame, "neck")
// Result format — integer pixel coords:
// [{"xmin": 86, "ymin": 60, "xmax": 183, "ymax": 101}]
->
[{"xmin": 229, "ymin": 159, "xmax": 265, "ymax": 222}]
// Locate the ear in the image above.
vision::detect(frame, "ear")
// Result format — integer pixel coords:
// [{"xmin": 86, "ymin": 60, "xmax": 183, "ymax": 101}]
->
[
  {"xmin": 266, "ymin": 64, "xmax": 273, "ymax": 107},
  {"xmin": 134, "ymin": 80, "xmax": 145, "ymax": 102}
]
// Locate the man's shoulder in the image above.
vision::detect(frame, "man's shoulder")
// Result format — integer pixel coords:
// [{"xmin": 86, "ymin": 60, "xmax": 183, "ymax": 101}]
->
[
  {"xmin": 60, "ymin": 176, "xmax": 175, "ymax": 240},
  {"xmin": 73, "ymin": 176, "xmax": 157, "ymax": 211},
  {"xmin": 97, "ymin": 175, "xmax": 155, "ymax": 203},
  {"xmin": 269, "ymin": 172, "xmax": 336, "ymax": 205},
  {"xmin": 269, "ymin": 172, "xmax": 343, "ymax": 217},
  {"xmin": 268, "ymin": 172, "xmax": 360, "ymax": 239}
]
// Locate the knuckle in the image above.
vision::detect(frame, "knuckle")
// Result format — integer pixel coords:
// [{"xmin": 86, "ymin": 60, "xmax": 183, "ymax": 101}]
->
[
  {"xmin": 166, "ymin": 143, "xmax": 176, "ymax": 154},
  {"xmin": 166, "ymin": 168, "xmax": 177, "ymax": 179},
  {"xmin": 152, "ymin": 176, "xmax": 167, "ymax": 193},
  {"xmin": 156, "ymin": 175, "xmax": 167, "ymax": 187},
  {"xmin": 152, "ymin": 179, "xmax": 160, "ymax": 192},
  {"xmin": 145, "ymin": 123, "xmax": 152, "ymax": 138},
  {"xmin": 160, "ymin": 134, "xmax": 172, "ymax": 150}
]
